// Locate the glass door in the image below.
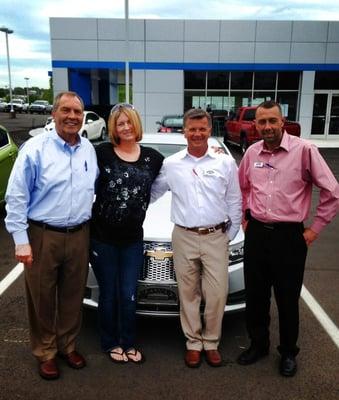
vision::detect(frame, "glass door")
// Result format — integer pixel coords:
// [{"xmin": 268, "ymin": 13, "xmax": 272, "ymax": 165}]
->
[
  {"xmin": 328, "ymin": 94, "xmax": 339, "ymax": 136},
  {"xmin": 311, "ymin": 92, "xmax": 339, "ymax": 138}
]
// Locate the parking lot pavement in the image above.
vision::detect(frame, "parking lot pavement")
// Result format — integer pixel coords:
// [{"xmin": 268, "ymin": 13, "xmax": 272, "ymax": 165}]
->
[{"xmin": 0, "ymin": 111, "xmax": 47, "ymax": 132}]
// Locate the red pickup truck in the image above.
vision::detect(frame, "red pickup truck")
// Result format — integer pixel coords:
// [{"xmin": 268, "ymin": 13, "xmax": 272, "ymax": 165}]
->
[{"xmin": 224, "ymin": 106, "xmax": 301, "ymax": 153}]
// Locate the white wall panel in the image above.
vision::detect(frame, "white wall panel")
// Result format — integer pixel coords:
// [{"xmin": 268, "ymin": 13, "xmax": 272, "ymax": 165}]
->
[
  {"xmin": 146, "ymin": 20, "xmax": 184, "ymax": 41},
  {"xmin": 98, "ymin": 41, "xmax": 144, "ymax": 61},
  {"xmin": 98, "ymin": 19, "xmax": 144, "ymax": 41},
  {"xmin": 292, "ymin": 21, "xmax": 328, "ymax": 42},
  {"xmin": 219, "ymin": 42, "xmax": 255, "ymax": 62},
  {"xmin": 145, "ymin": 70, "xmax": 183, "ymax": 93},
  {"xmin": 326, "ymin": 43, "xmax": 339, "ymax": 63},
  {"xmin": 328, "ymin": 21, "xmax": 339, "ymax": 42},
  {"xmin": 256, "ymin": 21, "xmax": 292, "ymax": 42},
  {"xmin": 51, "ymin": 40, "xmax": 98, "ymax": 61},
  {"xmin": 184, "ymin": 42, "xmax": 219, "ymax": 62},
  {"xmin": 50, "ymin": 18, "xmax": 98, "ymax": 40},
  {"xmin": 220, "ymin": 21, "xmax": 256, "ymax": 42},
  {"xmin": 132, "ymin": 70, "xmax": 145, "ymax": 93},
  {"xmin": 290, "ymin": 43, "xmax": 326, "ymax": 63},
  {"xmin": 185, "ymin": 20, "xmax": 220, "ymax": 41},
  {"xmin": 255, "ymin": 42, "xmax": 291, "ymax": 63},
  {"xmin": 52, "ymin": 68, "xmax": 69, "ymax": 92},
  {"xmin": 146, "ymin": 42, "xmax": 184, "ymax": 62}
]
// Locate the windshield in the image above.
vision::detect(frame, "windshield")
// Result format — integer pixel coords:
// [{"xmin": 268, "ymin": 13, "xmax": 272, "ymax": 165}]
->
[
  {"xmin": 163, "ymin": 117, "xmax": 183, "ymax": 127},
  {"xmin": 143, "ymin": 143, "xmax": 186, "ymax": 158}
]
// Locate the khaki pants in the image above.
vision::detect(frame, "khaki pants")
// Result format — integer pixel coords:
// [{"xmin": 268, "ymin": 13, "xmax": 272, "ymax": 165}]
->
[
  {"xmin": 172, "ymin": 225, "xmax": 229, "ymax": 351},
  {"xmin": 25, "ymin": 223, "xmax": 89, "ymax": 362}
]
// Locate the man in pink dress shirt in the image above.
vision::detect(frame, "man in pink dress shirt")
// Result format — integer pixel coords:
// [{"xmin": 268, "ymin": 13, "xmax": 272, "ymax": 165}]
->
[{"xmin": 237, "ymin": 100, "xmax": 339, "ymax": 377}]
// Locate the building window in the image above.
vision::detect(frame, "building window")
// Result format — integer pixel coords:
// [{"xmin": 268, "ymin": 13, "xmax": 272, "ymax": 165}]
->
[
  {"xmin": 184, "ymin": 71, "xmax": 300, "ymax": 119},
  {"xmin": 254, "ymin": 72, "xmax": 277, "ymax": 90},
  {"xmin": 184, "ymin": 71, "xmax": 206, "ymax": 89},
  {"xmin": 207, "ymin": 71, "xmax": 229, "ymax": 89},
  {"xmin": 314, "ymin": 71, "xmax": 339, "ymax": 90},
  {"xmin": 276, "ymin": 92, "xmax": 299, "ymax": 120},
  {"xmin": 253, "ymin": 92, "xmax": 275, "ymax": 105},
  {"xmin": 277, "ymin": 72, "xmax": 300, "ymax": 90},
  {"xmin": 230, "ymin": 71, "xmax": 252, "ymax": 90}
]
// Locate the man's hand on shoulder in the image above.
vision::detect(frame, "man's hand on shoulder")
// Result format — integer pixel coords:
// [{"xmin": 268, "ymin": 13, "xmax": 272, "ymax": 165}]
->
[
  {"xmin": 15, "ymin": 244, "xmax": 33, "ymax": 268},
  {"xmin": 303, "ymin": 228, "xmax": 318, "ymax": 246},
  {"xmin": 211, "ymin": 146, "xmax": 225, "ymax": 154}
]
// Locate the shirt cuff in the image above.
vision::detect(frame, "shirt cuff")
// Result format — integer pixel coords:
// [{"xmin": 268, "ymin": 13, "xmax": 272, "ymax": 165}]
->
[
  {"xmin": 227, "ymin": 226, "xmax": 238, "ymax": 242},
  {"xmin": 12, "ymin": 230, "xmax": 29, "ymax": 246}
]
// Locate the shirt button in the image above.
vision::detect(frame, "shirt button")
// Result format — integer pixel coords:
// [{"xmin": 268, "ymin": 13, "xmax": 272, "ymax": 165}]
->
[
  {"xmin": 268, "ymin": 208, "xmax": 271, "ymax": 211},
  {"xmin": 270, "ymin": 181, "xmax": 273, "ymax": 184},
  {"xmin": 268, "ymin": 194, "xmax": 272, "ymax": 197}
]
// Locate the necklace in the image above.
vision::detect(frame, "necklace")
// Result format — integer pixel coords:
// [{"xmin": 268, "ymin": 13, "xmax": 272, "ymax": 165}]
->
[{"xmin": 114, "ymin": 144, "xmax": 140, "ymax": 162}]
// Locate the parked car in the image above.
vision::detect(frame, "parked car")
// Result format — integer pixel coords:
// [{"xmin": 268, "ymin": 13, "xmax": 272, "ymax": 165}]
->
[
  {"xmin": 84, "ymin": 133, "xmax": 245, "ymax": 316},
  {"xmin": 156, "ymin": 115, "xmax": 183, "ymax": 133},
  {"xmin": 4, "ymin": 98, "xmax": 29, "ymax": 113},
  {"xmin": 0, "ymin": 125, "xmax": 18, "ymax": 205},
  {"xmin": 224, "ymin": 106, "xmax": 301, "ymax": 153},
  {"xmin": 28, "ymin": 100, "xmax": 53, "ymax": 114},
  {"xmin": 0, "ymin": 100, "xmax": 8, "ymax": 112},
  {"xmin": 30, "ymin": 111, "xmax": 107, "ymax": 141}
]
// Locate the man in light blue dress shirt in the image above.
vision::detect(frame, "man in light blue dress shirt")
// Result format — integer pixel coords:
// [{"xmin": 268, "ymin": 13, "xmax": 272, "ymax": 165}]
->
[{"xmin": 5, "ymin": 91, "xmax": 98, "ymax": 380}]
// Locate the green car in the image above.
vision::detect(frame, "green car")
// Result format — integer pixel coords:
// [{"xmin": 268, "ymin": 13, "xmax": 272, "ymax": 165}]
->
[{"xmin": 0, "ymin": 125, "xmax": 18, "ymax": 205}]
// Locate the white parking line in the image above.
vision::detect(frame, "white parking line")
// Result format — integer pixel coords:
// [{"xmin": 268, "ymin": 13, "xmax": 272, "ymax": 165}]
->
[
  {"xmin": 0, "ymin": 263, "xmax": 24, "ymax": 296},
  {"xmin": 0, "ymin": 265, "xmax": 338, "ymax": 350},
  {"xmin": 301, "ymin": 285, "xmax": 339, "ymax": 349}
]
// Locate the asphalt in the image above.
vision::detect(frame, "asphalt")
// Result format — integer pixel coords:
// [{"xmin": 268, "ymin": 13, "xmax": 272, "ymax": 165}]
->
[{"xmin": 0, "ymin": 111, "xmax": 47, "ymax": 132}]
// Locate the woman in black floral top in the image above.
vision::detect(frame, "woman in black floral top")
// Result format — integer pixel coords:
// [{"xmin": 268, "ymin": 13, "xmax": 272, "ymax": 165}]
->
[{"xmin": 90, "ymin": 104, "xmax": 163, "ymax": 364}]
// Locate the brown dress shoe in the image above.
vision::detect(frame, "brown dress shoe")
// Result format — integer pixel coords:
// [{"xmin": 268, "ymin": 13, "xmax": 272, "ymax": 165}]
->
[
  {"xmin": 184, "ymin": 350, "xmax": 201, "ymax": 368},
  {"xmin": 205, "ymin": 349, "xmax": 222, "ymax": 367},
  {"xmin": 59, "ymin": 350, "xmax": 86, "ymax": 369},
  {"xmin": 39, "ymin": 358, "xmax": 59, "ymax": 380}
]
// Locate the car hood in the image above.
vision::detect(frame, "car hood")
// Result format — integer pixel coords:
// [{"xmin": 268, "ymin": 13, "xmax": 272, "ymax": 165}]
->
[
  {"xmin": 143, "ymin": 191, "xmax": 173, "ymax": 242},
  {"xmin": 143, "ymin": 190, "xmax": 244, "ymax": 245}
]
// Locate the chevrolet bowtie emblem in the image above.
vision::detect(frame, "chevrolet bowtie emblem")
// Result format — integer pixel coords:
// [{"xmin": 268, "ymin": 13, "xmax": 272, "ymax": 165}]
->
[{"xmin": 146, "ymin": 248, "xmax": 173, "ymax": 261}]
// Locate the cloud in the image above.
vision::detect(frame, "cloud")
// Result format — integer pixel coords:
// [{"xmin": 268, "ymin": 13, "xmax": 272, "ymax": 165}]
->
[{"xmin": 1, "ymin": 0, "xmax": 339, "ymax": 89}]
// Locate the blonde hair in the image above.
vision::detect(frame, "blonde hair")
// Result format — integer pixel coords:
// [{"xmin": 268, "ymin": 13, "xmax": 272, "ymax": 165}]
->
[{"xmin": 108, "ymin": 106, "xmax": 143, "ymax": 146}]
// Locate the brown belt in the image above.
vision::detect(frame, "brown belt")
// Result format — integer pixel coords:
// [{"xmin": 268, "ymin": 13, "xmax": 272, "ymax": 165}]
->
[
  {"xmin": 177, "ymin": 221, "xmax": 228, "ymax": 235},
  {"xmin": 28, "ymin": 219, "xmax": 88, "ymax": 233}
]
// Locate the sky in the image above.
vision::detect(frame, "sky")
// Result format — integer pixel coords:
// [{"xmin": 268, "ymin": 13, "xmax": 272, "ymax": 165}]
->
[{"xmin": 1, "ymin": 0, "xmax": 339, "ymax": 90}]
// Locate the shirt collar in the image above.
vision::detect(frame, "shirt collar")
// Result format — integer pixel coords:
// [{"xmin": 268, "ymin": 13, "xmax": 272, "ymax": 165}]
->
[
  {"xmin": 257, "ymin": 131, "xmax": 290, "ymax": 155},
  {"xmin": 181, "ymin": 146, "xmax": 217, "ymax": 160},
  {"xmin": 50, "ymin": 128, "xmax": 82, "ymax": 150}
]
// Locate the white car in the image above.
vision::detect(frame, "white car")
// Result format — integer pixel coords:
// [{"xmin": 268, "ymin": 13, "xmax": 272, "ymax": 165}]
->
[
  {"xmin": 84, "ymin": 133, "xmax": 245, "ymax": 316},
  {"xmin": 0, "ymin": 101, "xmax": 8, "ymax": 112},
  {"xmin": 29, "ymin": 111, "xmax": 107, "ymax": 141}
]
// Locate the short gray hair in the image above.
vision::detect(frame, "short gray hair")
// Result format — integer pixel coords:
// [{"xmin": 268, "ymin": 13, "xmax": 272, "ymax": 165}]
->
[{"xmin": 53, "ymin": 91, "xmax": 84, "ymax": 112}]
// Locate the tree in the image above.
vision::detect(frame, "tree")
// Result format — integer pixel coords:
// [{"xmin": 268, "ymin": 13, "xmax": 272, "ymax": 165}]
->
[{"xmin": 13, "ymin": 87, "xmax": 25, "ymax": 95}]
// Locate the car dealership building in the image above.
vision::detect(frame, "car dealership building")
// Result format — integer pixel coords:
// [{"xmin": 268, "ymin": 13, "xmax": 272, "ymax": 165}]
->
[{"xmin": 50, "ymin": 18, "xmax": 339, "ymax": 140}]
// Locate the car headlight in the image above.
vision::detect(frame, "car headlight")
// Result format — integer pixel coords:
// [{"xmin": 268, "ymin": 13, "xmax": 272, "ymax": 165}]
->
[{"xmin": 229, "ymin": 241, "xmax": 244, "ymax": 265}]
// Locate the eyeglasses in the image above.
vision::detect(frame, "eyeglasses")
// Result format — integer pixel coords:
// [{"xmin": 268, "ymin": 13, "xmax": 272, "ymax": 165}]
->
[{"xmin": 110, "ymin": 103, "xmax": 135, "ymax": 114}]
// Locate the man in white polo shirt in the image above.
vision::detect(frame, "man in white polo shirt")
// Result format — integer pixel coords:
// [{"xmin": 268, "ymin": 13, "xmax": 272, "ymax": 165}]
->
[{"xmin": 151, "ymin": 108, "xmax": 242, "ymax": 368}]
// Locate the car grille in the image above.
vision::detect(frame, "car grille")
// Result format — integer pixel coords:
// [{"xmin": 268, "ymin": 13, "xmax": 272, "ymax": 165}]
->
[{"xmin": 140, "ymin": 242, "xmax": 176, "ymax": 283}]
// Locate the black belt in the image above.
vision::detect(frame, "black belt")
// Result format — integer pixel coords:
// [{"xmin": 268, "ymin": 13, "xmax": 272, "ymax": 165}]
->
[
  {"xmin": 28, "ymin": 219, "xmax": 88, "ymax": 233},
  {"xmin": 248, "ymin": 215, "xmax": 303, "ymax": 230},
  {"xmin": 177, "ymin": 221, "xmax": 228, "ymax": 235}
]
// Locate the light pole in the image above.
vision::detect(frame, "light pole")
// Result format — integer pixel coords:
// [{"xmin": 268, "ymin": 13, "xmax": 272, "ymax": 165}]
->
[
  {"xmin": 125, "ymin": 0, "xmax": 129, "ymax": 104},
  {"xmin": 0, "ymin": 26, "xmax": 15, "ymax": 117},
  {"xmin": 24, "ymin": 77, "xmax": 30, "ymax": 105}
]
